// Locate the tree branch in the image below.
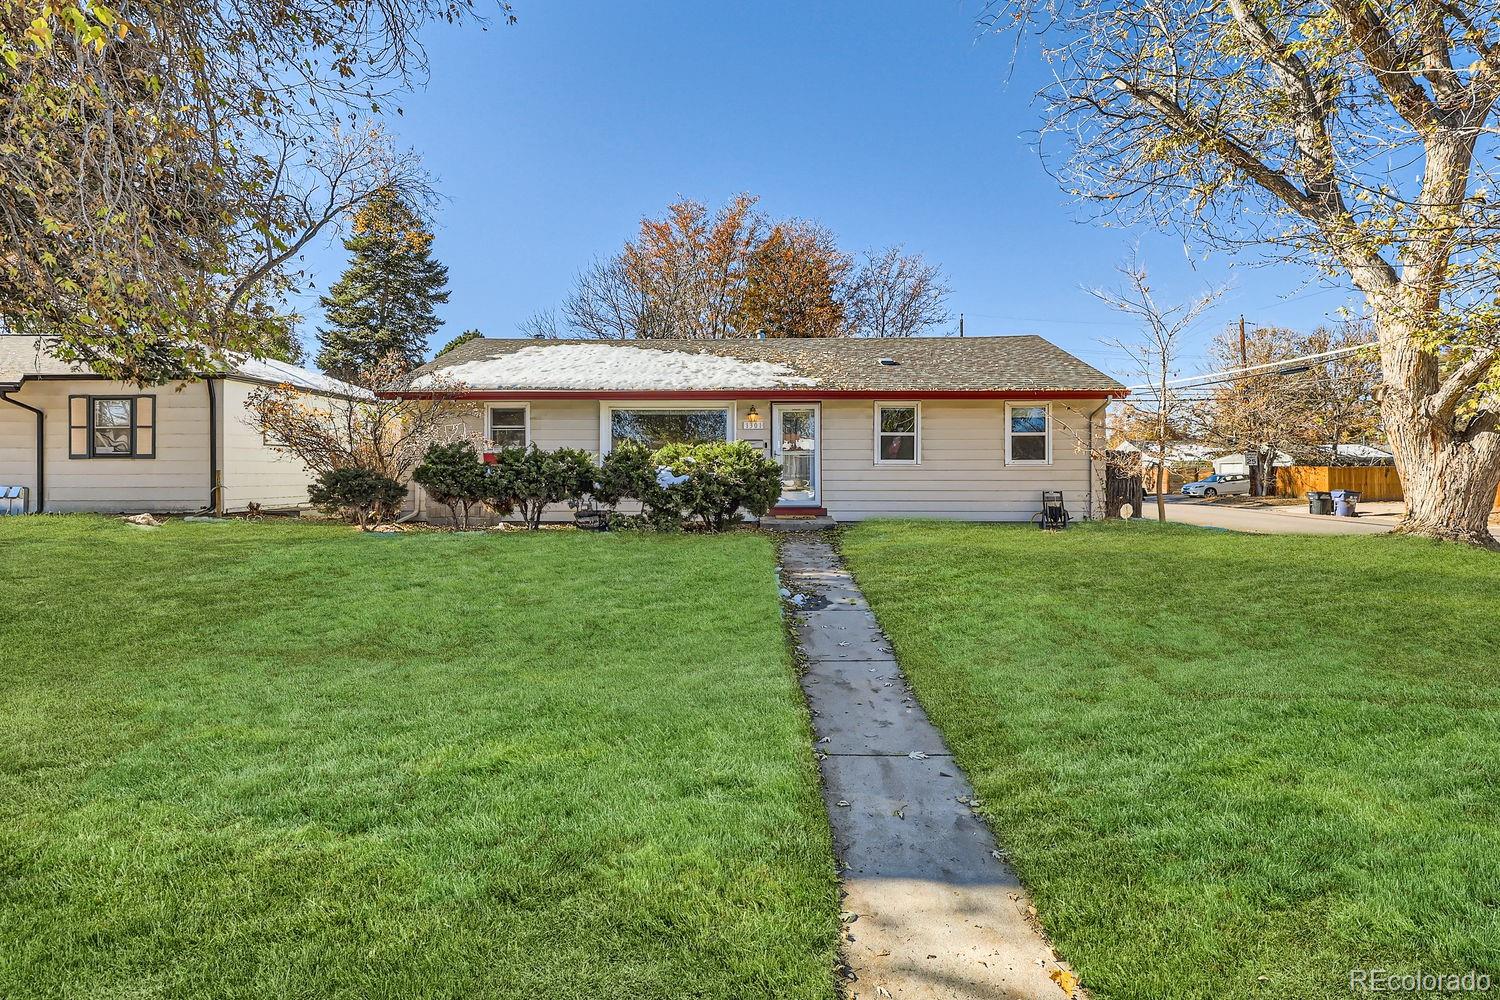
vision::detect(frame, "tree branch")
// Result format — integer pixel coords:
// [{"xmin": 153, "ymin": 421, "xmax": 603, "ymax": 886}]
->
[
  {"xmin": 1430, "ymin": 347, "xmax": 1500, "ymax": 420},
  {"xmin": 1325, "ymin": 0, "xmax": 1438, "ymax": 130}
]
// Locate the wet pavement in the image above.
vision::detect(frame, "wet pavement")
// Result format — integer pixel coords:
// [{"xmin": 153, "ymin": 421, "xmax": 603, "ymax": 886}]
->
[{"xmin": 779, "ymin": 534, "xmax": 1079, "ymax": 1000}]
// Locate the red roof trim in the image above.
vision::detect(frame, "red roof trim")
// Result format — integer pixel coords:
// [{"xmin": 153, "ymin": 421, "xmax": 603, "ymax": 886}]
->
[{"xmin": 380, "ymin": 388, "xmax": 1124, "ymax": 401}]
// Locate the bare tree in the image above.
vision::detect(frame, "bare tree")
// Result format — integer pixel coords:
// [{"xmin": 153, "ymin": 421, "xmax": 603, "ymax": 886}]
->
[
  {"xmin": 1302, "ymin": 322, "xmax": 1383, "ymax": 455},
  {"xmin": 244, "ymin": 356, "xmax": 478, "ymax": 484},
  {"xmin": 2, "ymin": 1, "xmax": 506, "ymax": 382},
  {"xmin": 1092, "ymin": 251, "xmax": 1227, "ymax": 522},
  {"xmin": 225, "ymin": 127, "xmax": 434, "ymax": 336},
  {"xmin": 518, "ymin": 308, "xmax": 562, "ymax": 340},
  {"xmin": 987, "ymin": 0, "xmax": 1500, "ymax": 544},
  {"xmin": 845, "ymin": 246, "xmax": 952, "ymax": 338},
  {"xmin": 563, "ymin": 257, "xmax": 661, "ymax": 340},
  {"xmin": 1194, "ymin": 325, "xmax": 1313, "ymax": 494}
]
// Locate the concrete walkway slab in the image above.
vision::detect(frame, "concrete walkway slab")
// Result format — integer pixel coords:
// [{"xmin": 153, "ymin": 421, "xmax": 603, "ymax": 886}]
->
[{"xmin": 779, "ymin": 535, "xmax": 1079, "ymax": 1000}]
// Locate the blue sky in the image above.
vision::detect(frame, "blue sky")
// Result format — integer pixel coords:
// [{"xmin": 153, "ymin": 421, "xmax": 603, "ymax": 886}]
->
[{"xmin": 292, "ymin": 0, "xmax": 1361, "ymax": 382}]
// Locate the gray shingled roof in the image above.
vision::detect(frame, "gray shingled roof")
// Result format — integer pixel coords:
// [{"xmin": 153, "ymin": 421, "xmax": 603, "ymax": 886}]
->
[{"xmin": 405, "ymin": 336, "xmax": 1124, "ymax": 394}]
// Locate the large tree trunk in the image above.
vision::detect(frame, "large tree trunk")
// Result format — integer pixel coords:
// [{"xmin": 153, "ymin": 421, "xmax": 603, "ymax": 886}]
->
[{"xmin": 1378, "ymin": 323, "xmax": 1500, "ymax": 547}]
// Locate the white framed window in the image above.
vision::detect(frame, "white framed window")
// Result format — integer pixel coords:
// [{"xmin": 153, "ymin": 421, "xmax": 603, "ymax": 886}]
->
[
  {"xmin": 487, "ymin": 405, "xmax": 530, "ymax": 450},
  {"xmin": 601, "ymin": 403, "xmax": 733, "ymax": 454},
  {"xmin": 1005, "ymin": 402, "xmax": 1051, "ymax": 465},
  {"xmin": 874, "ymin": 403, "xmax": 920, "ymax": 464}
]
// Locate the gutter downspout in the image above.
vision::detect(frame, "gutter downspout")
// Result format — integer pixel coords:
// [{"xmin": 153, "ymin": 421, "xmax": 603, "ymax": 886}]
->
[
  {"xmin": 0, "ymin": 384, "xmax": 44, "ymax": 513},
  {"xmin": 1085, "ymin": 399, "xmax": 1110, "ymax": 521},
  {"xmin": 204, "ymin": 378, "xmax": 222, "ymax": 514}
]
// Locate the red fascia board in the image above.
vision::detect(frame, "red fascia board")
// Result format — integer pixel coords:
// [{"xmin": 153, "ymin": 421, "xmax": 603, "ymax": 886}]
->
[{"xmin": 379, "ymin": 388, "xmax": 1125, "ymax": 401}]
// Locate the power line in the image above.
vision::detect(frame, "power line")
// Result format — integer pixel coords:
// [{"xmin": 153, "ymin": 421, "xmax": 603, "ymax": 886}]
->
[{"xmin": 1125, "ymin": 343, "xmax": 1375, "ymax": 392}]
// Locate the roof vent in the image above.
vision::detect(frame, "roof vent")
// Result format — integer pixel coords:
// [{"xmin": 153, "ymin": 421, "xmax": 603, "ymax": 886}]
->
[{"xmin": 877, "ymin": 356, "xmax": 899, "ymax": 366}]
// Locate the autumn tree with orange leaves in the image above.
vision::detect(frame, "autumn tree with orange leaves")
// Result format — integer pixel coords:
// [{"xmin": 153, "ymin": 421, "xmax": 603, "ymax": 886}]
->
[{"xmin": 560, "ymin": 194, "xmax": 948, "ymax": 339}]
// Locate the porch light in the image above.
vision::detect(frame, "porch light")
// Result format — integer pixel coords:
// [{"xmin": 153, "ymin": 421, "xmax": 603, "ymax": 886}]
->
[{"xmin": 745, "ymin": 405, "xmax": 760, "ymax": 421}]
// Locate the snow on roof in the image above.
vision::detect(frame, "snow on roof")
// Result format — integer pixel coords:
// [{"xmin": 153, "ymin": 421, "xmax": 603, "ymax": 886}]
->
[
  {"xmin": 1315, "ymin": 443, "xmax": 1393, "ymax": 461},
  {"xmin": 230, "ymin": 355, "xmax": 372, "ymax": 399},
  {"xmin": 413, "ymin": 343, "xmax": 820, "ymax": 391},
  {"xmin": 1117, "ymin": 441, "xmax": 1219, "ymax": 464},
  {"xmin": 0, "ymin": 336, "xmax": 369, "ymax": 398}
]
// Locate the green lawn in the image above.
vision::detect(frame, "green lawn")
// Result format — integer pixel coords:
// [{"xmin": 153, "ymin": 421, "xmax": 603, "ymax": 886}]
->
[
  {"xmin": 0, "ymin": 517, "xmax": 838, "ymax": 1000},
  {"xmin": 841, "ymin": 520, "xmax": 1500, "ymax": 1000}
]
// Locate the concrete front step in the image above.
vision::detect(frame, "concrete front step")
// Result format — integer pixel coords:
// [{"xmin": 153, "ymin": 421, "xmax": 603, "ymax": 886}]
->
[{"xmin": 759, "ymin": 514, "xmax": 838, "ymax": 531}]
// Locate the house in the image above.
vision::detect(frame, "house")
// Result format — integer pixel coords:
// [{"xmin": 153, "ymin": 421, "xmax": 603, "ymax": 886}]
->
[
  {"xmin": 1311, "ymin": 443, "xmax": 1394, "ymax": 465},
  {"xmin": 1211, "ymin": 449, "xmax": 1293, "ymax": 476},
  {"xmin": 0, "ymin": 336, "xmax": 368, "ymax": 514},
  {"xmin": 392, "ymin": 336, "xmax": 1126, "ymax": 523}
]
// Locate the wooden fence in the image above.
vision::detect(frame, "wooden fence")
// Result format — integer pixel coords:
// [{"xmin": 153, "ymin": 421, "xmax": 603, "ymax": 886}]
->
[
  {"xmin": 1277, "ymin": 466, "xmax": 1500, "ymax": 507},
  {"xmin": 1276, "ymin": 466, "xmax": 1404, "ymax": 500}
]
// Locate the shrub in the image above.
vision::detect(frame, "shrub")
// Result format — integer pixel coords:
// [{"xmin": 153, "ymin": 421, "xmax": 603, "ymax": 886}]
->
[
  {"xmin": 654, "ymin": 441, "xmax": 782, "ymax": 530},
  {"xmin": 308, "ymin": 467, "xmax": 408, "ymax": 530},
  {"xmin": 413, "ymin": 441, "xmax": 487, "ymax": 529},
  {"xmin": 594, "ymin": 441, "xmax": 685, "ymax": 529},
  {"xmin": 485, "ymin": 445, "xmax": 597, "ymax": 530}
]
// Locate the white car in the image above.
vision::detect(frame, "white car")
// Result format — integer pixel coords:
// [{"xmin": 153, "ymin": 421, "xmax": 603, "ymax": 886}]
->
[{"xmin": 1181, "ymin": 473, "xmax": 1251, "ymax": 498}]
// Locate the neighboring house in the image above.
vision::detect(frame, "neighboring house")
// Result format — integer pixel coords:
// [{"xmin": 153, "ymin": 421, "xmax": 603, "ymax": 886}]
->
[
  {"xmin": 1310, "ymin": 443, "xmax": 1394, "ymax": 465},
  {"xmin": 1211, "ymin": 450, "xmax": 1293, "ymax": 476},
  {"xmin": 1114, "ymin": 440, "xmax": 1219, "ymax": 492},
  {"xmin": 0, "ymin": 336, "xmax": 368, "ymax": 514},
  {"xmin": 392, "ymin": 336, "xmax": 1126, "ymax": 523}
]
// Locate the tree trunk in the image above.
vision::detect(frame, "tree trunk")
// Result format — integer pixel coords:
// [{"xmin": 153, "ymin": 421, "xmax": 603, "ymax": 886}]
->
[
  {"xmin": 1385, "ymin": 405, "xmax": 1500, "ymax": 545},
  {"xmin": 1378, "ymin": 321, "xmax": 1500, "ymax": 547}
]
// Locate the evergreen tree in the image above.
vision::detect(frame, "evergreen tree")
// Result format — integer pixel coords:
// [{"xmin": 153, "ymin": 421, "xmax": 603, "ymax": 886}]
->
[
  {"xmin": 316, "ymin": 188, "xmax": 450, "ymax": 382},
  {"xmin": 436, "ymin": 328, "xmax": 482, "ymax": 357}
]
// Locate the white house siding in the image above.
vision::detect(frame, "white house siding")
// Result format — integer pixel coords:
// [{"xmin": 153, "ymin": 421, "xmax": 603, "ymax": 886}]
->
[
  {"xmin": 218, "ymin": 379, "xmax": 322, "ymax": 511},
  {"xmin": 2, "ymin": 379, "xmax": 211, "ymax": 512},
  {"xmin": 415, "ymin": 396, "xmax": 1107, "ymax": 525},
  {"xmin": 818, "ymin": 398, "xmax": 1107, "ymax": 522},
  {"xmin": 415, "ymin": 398, "xmax": 601, "ymax": 523},
  {"xmin": 0, "ymin": 396, "xmax": 38, "ymax": 508}
]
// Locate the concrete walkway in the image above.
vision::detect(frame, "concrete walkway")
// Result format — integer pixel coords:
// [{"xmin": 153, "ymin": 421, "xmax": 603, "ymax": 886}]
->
[
  {"xmin": 1158, "ymin": 495, "xmax": 1398, "ymax": 535},
  {"xmin": 779, "ymin": 535, "xmax": 1077, "ymax": 1000}
]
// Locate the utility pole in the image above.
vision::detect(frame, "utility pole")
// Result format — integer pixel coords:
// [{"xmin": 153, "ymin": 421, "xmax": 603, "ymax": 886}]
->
[{"xmin": 1239, "ymin": 315, "xmax": 1262, "ymax": 495}]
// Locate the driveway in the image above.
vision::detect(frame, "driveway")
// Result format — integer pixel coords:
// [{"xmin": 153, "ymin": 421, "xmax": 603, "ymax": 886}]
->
[{"xmin": 1154, "ymin": 495, "xmax": 1401, "ymax": 535}]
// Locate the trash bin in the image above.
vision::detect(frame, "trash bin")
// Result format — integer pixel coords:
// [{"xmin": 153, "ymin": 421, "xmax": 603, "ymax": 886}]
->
[
  {"xmin": 1332, "ymin": 489, "xmax": 1361, "ymax": 517},
  {"xmin": 1307, "ymin": 491, "xmax": 1333, "ymax": 515}
]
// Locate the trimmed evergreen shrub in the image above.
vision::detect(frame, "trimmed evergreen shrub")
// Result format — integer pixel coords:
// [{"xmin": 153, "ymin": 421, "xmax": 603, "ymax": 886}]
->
[
  {"xmin": 413, "ymin": 441, "xmax": 487, "ymax": 529},
  {"xmin": 308, "ymin": 468, "xmax": 408, "ymax": 530},
  {"xmin": 485, "ymin": 445, "xmax": 597, "ymax": 530},
  {"xmin": 653, "ymin": 441, "xmax": 782, "ymax": 530}
]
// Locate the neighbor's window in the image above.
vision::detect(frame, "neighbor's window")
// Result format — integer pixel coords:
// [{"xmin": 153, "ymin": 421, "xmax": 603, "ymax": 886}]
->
[
  {"xmin": 1007, "ymin": 403, "xmax": 1049, "ymax": 464},
  {"xmin": 488, "ymin": 407, "xmax": 528, "ymax": 449},
  {"xmin": 610, "ymin": 408, "xmax": 728, "ymax": 451},
  {"xmin": 69, "ymin": 395, "xmax": 155, "ymax": 459},
  {"xmin": 875, "ymin": 404, "xmax": 919, "ymax": 463}
]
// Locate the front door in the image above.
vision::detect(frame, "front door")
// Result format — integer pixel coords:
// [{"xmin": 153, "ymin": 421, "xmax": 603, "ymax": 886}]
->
[{"xmin": 772, "ymin": 404, "xmax": 819, "ymax": 507}]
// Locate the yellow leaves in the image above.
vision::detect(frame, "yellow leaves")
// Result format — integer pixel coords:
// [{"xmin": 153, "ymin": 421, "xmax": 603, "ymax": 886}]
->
[
  {"xmin": 1049, "ymin": 967, "xmax": 1080, "ymax": 996},
  {"xmin": 26, "ymin": 16, "xmax": 54, "ymax": 50}
]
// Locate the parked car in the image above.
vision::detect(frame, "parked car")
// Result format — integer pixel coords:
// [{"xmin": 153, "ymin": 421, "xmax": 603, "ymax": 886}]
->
[{"xmin": 1181, "ymin": 473, "xmax": 1251, "ymax": 497}]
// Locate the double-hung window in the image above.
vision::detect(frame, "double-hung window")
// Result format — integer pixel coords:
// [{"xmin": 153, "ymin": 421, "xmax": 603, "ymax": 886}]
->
[
  {"xmin": 874, "ymin": 404, "xmax": 919, "ymax": 464},
  {"xmin": 69, "ymin": 395, "xmax": 156, "ymax": 459},
  {"xmin": 488, "ymin": 406, "xmax": 529, "ymax": 449},
  {"xmin": 1006, "ymin": 403, "xmax": 1050, "ymax": 464}
]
